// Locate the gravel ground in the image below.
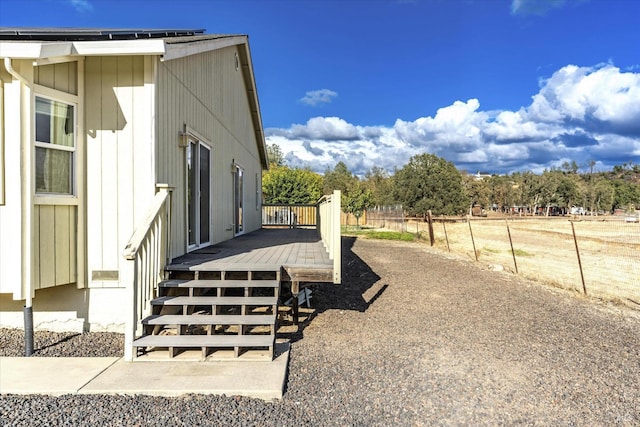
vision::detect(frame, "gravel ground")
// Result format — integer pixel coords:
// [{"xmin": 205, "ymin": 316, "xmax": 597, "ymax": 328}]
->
[{"xmin": 1, "ymin": 237, "xmax": 639, "ymax": 426}]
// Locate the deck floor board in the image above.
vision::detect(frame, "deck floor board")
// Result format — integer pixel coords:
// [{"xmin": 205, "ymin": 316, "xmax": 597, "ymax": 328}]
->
[{"xmin": 168, "ymin": 229, "xmax": 333, "ymax": 278}]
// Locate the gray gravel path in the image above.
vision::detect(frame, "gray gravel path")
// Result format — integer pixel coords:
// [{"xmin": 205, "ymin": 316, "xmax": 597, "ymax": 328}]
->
[{"xmin": 1, "ymin": 237, "xmax": 639, "ymax": 426}]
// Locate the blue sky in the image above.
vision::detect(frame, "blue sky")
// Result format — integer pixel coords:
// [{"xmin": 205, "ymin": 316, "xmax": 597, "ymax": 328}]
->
[{"xmin": 1, "ymin": 0, "xmax": 639, "ymax": 176}]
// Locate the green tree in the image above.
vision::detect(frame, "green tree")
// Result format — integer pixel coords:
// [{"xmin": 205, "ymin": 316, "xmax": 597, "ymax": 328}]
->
[
  {"xmin": 267, "ymin": 143, "xmax": 285, "ymax": 167},
  {"xmin": 487, "ymin": 175, "xmax": 516, "ymax": 213},
  {"xmin": 582, "ymin": 176, "xmax": 615, "ymax": 213},
  {"xmin": 342, "ymin": 181, "xmax": 374, "ymax": 227},
  {"xmin": 323, "ymin": 161, "xmax": 356, "ymax": 195},
  {"xmin": 262, "ymin": 165, "xmax": 322, "ymax": 204},
  {"xmin": 511, "ymin": 171, "xmax": 541, "ymax": 212},
  {"xmin": 612, "ymin": 180, "xmax": 640, "ymax": 211},
  {"xmin": 363, "ymin": 166, "xmax": 395, "ymax": 206},
  {"xmin": 462, "ymin": 173, "xmax": 490, "ymax": 214},
  {"xmin": 392, "ymin": 153, "xmax": 466, "ymax": 216},
  {"xmin": 561, "ymin": 160, "xmax": 579, "ymax": 174}
]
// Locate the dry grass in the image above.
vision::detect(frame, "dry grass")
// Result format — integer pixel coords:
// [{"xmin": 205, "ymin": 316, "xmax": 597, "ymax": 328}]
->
[{"xmin": 401, "ymin": 217, "xmax": 640, "ymax": 305}]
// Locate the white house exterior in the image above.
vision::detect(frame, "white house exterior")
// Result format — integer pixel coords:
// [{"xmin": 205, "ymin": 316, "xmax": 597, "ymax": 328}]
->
[{"xmin": 0, "ymin": 28, "xmax": 268, "ymax": 333}]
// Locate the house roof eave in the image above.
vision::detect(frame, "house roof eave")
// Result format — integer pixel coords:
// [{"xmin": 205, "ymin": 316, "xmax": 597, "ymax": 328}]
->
[
  {"xmin": 161, "ymin": 34, "xmax": 247, "ymax": 62},
  {"xmin": 0, "ymin": 39, "xmax": 166, "ymax": 60},
  {"xmin": 237, "ymin": 40, "xmax": 268, "ymax": 170},
  {"xmin": 0, "ymin": 41, "xmax": 74, "ymax": 59}
]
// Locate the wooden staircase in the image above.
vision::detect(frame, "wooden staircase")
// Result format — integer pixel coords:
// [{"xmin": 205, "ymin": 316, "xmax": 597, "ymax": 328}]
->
[{"xmin": 132, "ymin": 269, "xmax": 280, "ymax": 360}]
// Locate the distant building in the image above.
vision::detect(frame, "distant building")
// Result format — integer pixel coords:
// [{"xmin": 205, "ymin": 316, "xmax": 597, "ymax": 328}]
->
[{"xmin": 474, "ymin": 171, "xmax": 492, "ymax": 181}]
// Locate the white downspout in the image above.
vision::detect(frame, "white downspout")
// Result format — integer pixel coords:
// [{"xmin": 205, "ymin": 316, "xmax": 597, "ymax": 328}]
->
[{"xmin": 4, "ymin": 57, "xmax": 34, "ymax": 356}]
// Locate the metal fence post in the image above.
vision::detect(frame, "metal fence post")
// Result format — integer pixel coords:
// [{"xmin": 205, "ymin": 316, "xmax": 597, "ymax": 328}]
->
[
  {"xmin": 570, "ymin": 221, "xmax": 587, "ymax": 295},
  {"xmin": 505, "ymin": 219, "xmax": 518, "ymax": 273},
  {"xmin": 468, "ymin": 216, "xmax": 478, "ymax": 261},
  {"xmin": 442, "ymin": 220, "xmax": 450, "ymax": 252}
]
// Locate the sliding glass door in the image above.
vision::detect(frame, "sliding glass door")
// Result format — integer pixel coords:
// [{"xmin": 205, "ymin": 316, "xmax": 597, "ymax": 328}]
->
[
  {"xmin": 234, "ymin": 164, "xmax": 244, "ymax": 235},
  {"xmin": 187, "ymin": 139, "xmax": 211, "ymax": 249}
]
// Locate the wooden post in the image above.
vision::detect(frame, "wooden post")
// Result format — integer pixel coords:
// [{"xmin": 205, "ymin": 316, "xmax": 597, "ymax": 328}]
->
[
  {"xmin": 468, "ymin": 216, "xmax": 478, "ymax": 261},
  {"xmin": 427, "ymin": 210, "xmax": 435, "ymax": 247},
  {"xmin": 570, "ymin": 221, "xmax": 587, "ymax": 295},
  {"xmin": 291, "ymin": 280, "xmax": 300, "ymax": 325},
  {"xmin": 505, "ymin": 219, "xmax": 518, "ymax": 273},
  {"xmin": 442, "ymin": 221, "xmax": 450, "ymax": 252}
]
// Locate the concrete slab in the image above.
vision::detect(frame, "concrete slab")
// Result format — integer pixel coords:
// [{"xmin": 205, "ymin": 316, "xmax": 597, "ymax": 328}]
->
[
  {"xmin": 0, "ymin": 342, "xmax": 290, "ymax": 400},
  {"xmin": 80, "ymin": 342, "xmax": 290, "ymax": 400},
  {"xmin": 0, "ymin": 357, "xmax": 120, "ymax": 396}
]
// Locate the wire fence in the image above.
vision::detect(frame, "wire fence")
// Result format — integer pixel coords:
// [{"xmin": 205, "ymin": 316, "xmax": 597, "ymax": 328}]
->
[
  {"xmin": 365, "ymin": 205, "xmax": 405, "ymax": 231},
  {"xmin": 365, "ymin": 207, "xmax": 640, "ymax": 306}
]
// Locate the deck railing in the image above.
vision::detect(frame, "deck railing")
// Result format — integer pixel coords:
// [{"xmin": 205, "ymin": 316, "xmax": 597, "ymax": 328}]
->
[
  {"xmin": 261, "ymin": 191, "xmax": 341, "ymax": 284},
  {"xmin": 318, "ymin": 190, "xmax": 341, "ymax": 284},
  {"xmin": 122, "ymin": 185, "xmax": 172, "ymax": 361}
]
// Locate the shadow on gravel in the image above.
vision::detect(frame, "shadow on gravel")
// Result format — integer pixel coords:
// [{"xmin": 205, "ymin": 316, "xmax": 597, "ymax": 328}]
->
[
  {"xmin": 280, "ymin": 236, "xmax": 386, "ymax": 343},
  {"xmin": 34, "ymin": 333, "xmax": 81, "ymax": 352},
  {"xmin": 314, "ymin": 236, "xmax": 384, "ymax": 313}
]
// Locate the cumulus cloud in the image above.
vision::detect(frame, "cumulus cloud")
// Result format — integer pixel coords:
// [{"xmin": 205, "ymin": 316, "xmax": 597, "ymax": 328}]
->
[
  {"xmin": 299, "ymin": 89, "xmax": 338, "ymax": 106},
  {"xmin": 266, "ymin": 63, "xmax": 640, "ymax": 177},
  {"xmin": 529, "ymin": 64, "xmax": 640, "ymax": 135},
  {"xmin": 68, "ymin": 0, "xmax": 93, "ymax": 12}
]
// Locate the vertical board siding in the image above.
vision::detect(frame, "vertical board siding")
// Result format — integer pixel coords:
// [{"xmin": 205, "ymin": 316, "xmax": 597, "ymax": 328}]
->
[
  {"xmin": 33, "ymin": 205, "xmax": 77, "ymax": 290},
  {"xmin": 156, "ymin": 45, "xmax": 264, "ymax": 257},
  {"xmin": 0, "ymin": 80, "xmax": 23, "ymax": 294},
  {"xmin": 85, "ymin": 56, "xmax": 154, "ymax": 287},
  {"xmin": 85, "ymin": 56, "xmax": 104, "ymax": 284},
  {"xmin": 33, "ymin": 62, "xmax": 78, "ymax": 95},
  {"xmin": 100, "ymin": 57, "xmax": 119, "ymax": 271},
  {"xmin": 116, "ymin": 56, "xmax": 135, "ymax": 266},
  {"xmin": 54, "ymin": 205, "xmax": 71, "ymax": 285}
]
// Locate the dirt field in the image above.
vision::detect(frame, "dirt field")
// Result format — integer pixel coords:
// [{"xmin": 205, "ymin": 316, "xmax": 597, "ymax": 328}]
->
[{"xmin": 382, "ymin": 217, "xmax": 640, "ymax": 305}]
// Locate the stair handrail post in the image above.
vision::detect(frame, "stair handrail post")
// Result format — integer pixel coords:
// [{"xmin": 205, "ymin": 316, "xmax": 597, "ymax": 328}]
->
[{"xmin": 316, "ymin": 191, "xmax": 341, "ymax": 284}]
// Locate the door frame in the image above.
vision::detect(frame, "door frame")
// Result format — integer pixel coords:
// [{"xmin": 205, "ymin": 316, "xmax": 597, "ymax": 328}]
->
[
  {"xmin": 185, "ymin": 134, "xmax": 212, "ymax": 252},
  {"xmin": 233, "ymin": 161, "xmax": 244, "ymax": 236}
]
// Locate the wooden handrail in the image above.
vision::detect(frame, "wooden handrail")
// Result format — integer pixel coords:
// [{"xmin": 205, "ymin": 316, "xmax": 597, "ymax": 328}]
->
[
  {"xmin": 123, "ymin": 187, "xmax": 171, "ymax": 260},
  {"xmin": 123, "ymin": 184, "xmax": 173, "ymax": 361}
]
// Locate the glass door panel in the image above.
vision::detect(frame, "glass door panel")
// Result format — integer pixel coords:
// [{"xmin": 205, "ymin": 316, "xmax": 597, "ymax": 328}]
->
[
  {"xmin": 199, "ymin": 145, "xmax": 211, "ymax": 245},
  {"xmin": 234, "ymin": 166, "xmax": 244, "ymax": 235},
  {"xmin": 187, "ymin": 139, "xmax": 211, "ymax": 249},
  {"xmin": 187, "ymin": 141, "xmax": 197, "ymax": 247}
]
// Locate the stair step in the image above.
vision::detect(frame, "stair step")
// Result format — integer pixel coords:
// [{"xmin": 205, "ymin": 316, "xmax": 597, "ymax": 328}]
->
[
  {"xmin": 142, "ymin": 314, "xmax": 276, "ymax": 326},
  {"xmin": 160, "ymin": 279, "xmax": 279, "ymax": 289},
  {"xmin": 151, "ymin": 296, "xmax": 278, "ymax": 306},
  {"xmin": 133, "ymin": 334, "xmax": 274, "ymax": 348}
]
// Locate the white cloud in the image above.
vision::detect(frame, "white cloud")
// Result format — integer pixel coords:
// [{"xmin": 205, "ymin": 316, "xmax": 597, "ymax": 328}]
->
[
  {"xmin": 511, "ymin": 0, "xmax": 566, "ymax": 15},
  {"xmin": 290, "ymin": 116, "xmax": 359, "ymax": 141},
  {"xmin": 68, "ymin": 0, "xmax": 93, "ymax": 12},
  {"xmin": 266, "ymin": 63, "xmax": 640, "ymax": 177},
  {"xmin": 529, "ymin": 64, "xmax": 640, "ymax": 134},
  {"xmin": 299, "ymin": 89, "xmax": 338, "ymax": 106}
]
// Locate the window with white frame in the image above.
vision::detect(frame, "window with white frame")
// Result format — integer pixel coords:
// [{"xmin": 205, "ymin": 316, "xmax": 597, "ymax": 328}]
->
[{"xmin": 35, "ymin": 96, "xmax": 75, "ymax": 195}]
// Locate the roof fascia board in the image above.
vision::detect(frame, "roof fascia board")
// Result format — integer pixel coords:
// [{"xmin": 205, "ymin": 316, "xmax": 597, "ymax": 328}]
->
[
  {"xmin": 162, "ymin": 35, "xmax": 247, "ymax": 61},
  {"xmin": 0, "ymin": 41, "xmax": 73, "ymax": 59},
  {"xmin": 33, "ymin": 55, "xmax": 80, "ymax": 66},
  {"xmin": 71, "ymin": 39, "xmax": 166, "ymax": 56},
  {"xmin": 237, "ymin": 43, "xmax": 268, "ymax": 169},
  {"xmin": 1, "ymin": 39, "xmax": 165, "ymax": 59}
]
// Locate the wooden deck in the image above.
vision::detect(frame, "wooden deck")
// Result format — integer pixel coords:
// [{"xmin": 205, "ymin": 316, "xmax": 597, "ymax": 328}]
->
[{"xmin": 168, "ymin": 228, "xmax": 334, "ymax": 282}]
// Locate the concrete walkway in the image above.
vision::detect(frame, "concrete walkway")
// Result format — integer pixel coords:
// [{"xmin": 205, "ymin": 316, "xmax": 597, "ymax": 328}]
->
[{"xmin": 0, "ymin": 343, "xmax": 289, "ymax": 400}]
